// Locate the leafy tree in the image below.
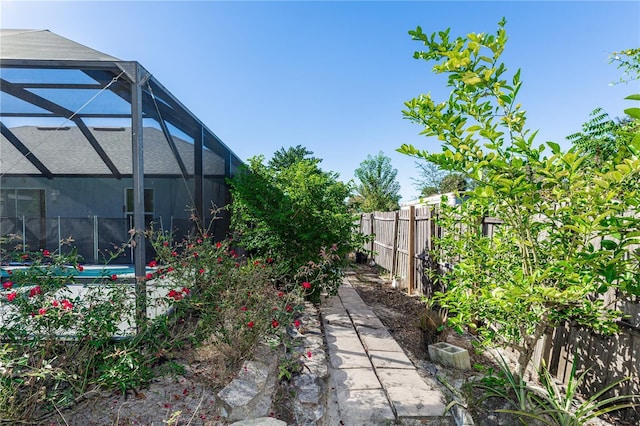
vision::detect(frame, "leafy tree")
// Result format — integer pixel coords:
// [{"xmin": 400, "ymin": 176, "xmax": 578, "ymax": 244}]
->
[
  {"xmin": 439, "ymin": 173, "xmax": 468, "ymax": 193},
  {"xmin": 399, "ymin": 19, "xmax": 640, "ymax": 377},
  {"xmin": 353, "ymin": 151, "xmax": 401, "ymax": 212},
  {"xmin": 413, "ymin": 161, "xmax": 445, "ymax": 197},
  {"xmin": 268, "ymin": 145, "xmax": 318, "ymax": 171},
  {"xmin": 228, "ymin": 153, "xmax": 356, "ymax": 302},
  {"xmin": 566, "ymin": 108, "xmax": 637, "ymax": 167}
]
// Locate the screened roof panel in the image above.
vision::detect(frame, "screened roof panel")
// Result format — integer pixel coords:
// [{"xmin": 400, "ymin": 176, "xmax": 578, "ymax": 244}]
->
[
  {"xmin": 9, "ymin": 126, "xmax": 113, "ymax": 174},
  {"xmin": 26, "ymin": 88, "xmax": 132, "ymax": 115},
  {"xmin": 1, "ymin": 67, "xmax": 99, "ymax": 85},
  {"xmin": 0, "ymin": 28, "xmax": 242, "ymax": 180},
  {"xmin": 0, "ymin": 92, "xmax": 51, "ymax": 114},
  {"xmin": 0, "ymin": 136, "xmax": 42, "ymax": 174}
]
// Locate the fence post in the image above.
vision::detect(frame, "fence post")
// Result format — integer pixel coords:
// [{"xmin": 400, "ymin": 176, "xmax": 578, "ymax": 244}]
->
[
  {"xmin": 408, "ymin": 205, "xmax": 415, "ymax": 294},
  {"xmin": 391, "ymin": 210, "xmax": 399, "ymax": 280},
  {"xmin": 369, "ymin": 212, "xmax": 374, "ymax": 259}
]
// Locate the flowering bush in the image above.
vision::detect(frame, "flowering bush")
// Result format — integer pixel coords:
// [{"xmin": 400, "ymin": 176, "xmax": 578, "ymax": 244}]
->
[{"xmin": 0, "ymin": 212, "xmax": 309, "ymax": 422}]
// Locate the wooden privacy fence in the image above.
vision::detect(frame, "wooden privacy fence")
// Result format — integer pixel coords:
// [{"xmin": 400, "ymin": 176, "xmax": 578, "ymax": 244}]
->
[
  {"xmin": 358, "ymin": 205, "xmax": 501, "ymax": 296},
  {"xmin": 359, "ymin": 205, "xmax": 640, "ymax": 423}
]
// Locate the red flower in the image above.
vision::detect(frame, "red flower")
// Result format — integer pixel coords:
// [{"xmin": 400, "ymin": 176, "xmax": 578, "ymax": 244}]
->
[
  {"xmin": 247, "ymin": 321, "xmax": 255, "ymax": 328},
  {"xmin": 216, "ymin": 242, "xmax": 222, "ymax": 249},
  {"xmin": 61, "ymin": 299, "xmax": 73, "ymax": 310},
  {"xmin": 266, "ymin": 257, "xmax": 274, "ymax": 264},
  {"xmin": 203, "ymin": 233, "xmax": 209, "ymax": 239},
  {"xmin": 148, "ymin": 260, "xmax": 158, "ymax": 268},
  {"xmin": 240, "ymin": 306, "xmax": 248, "ymax": 312},
  {"xmin": 38, "ymin": 307, "xmax": 47, "ymax": 315},
  {"xmin": 21, "ymin": 254, "xmax": 29, "ymax": 260},
  {"xmin": 2, "ymin": 281, "xmax": 12, "ymax": 290},
  {"xmin": 182, "ymin": 287, "xmax": 190, "ymax": 295},
  {"xmin": 171, "ymin": 251, "xmax": 178, "ymax": 257},
  {"xmin": 277, "ymin": 291, "xmax": 284, "ymax": 298},
  {"xmin": 294, "ymin": 319, "xmax": 301, "ymax": 328},
  {"xmin": 306, "ymin": 351, "xmax": 312, "ymax": 359},
  {"xmin": 7, "ymin": 291, "xmax": 17, "ymax": 302},
  {"xmin": 271, "ymin": 319, "xmax": 279, "ymax": 328},
  {"xmin": 77, "ymin": 265, "xmax": 84, "ymax": 272},
  {"xmin": 52, "ymin": 300, "xmax": 59, "ymax": 307},
  {"xmin": 111, "ymin": 274, "xmax": 117, "ymax": 281},
  {"xmin": 198, "ymin": 268, "xmax": 205, "ymax": 274},
  {"xmin": 301, "ymin": 281, "xmax": 311, "ymax": 289},
  {"xmin": 146, "ymin": 273, "xmax": 153, "ymax": 280},
  {"xmin": 254, "ymin": 260, "xmax": 260, "ymax": 266},
  {"xmin": 42, "ymin": 249, "xmax": 51, "ymax": 257},
  {"xmin": 163, "ymin": 241, "xmax": 170, "ymax": 247},
  {"xmin": 234, "ymin": 263, "xmax": 240, "ymax": 268},
  {"xmin": 193, "ymin": 252, "xmax": 199, "ymax": 258},
  {"xmin": 168, "ymin": 289, "xmax": 183, "ymax": 301},
  {"xmin": 217, "ymin": 257, "xmax": 223, "ymax": 263},
  {"xmin": 167, "ymin": 267, "xmax": 175, "ymax": 272},
  {"xmin": 286, "ymin": 305, "xmax": 293, "ymax": 313},
  {"xmin": 29, "ymin": 286, "xmax": 42, "ymax": 297}
]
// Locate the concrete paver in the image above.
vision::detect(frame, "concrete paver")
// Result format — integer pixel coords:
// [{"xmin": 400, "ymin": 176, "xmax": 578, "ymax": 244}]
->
[{"xmin": 322, "ymin": 274, "xmax": 453, "ymax": 425}]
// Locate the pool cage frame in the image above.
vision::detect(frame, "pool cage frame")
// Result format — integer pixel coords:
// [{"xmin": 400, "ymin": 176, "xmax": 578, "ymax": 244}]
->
[{"xmin": 1, "ymin": 30, "xmax": 243, "ymax": 326}]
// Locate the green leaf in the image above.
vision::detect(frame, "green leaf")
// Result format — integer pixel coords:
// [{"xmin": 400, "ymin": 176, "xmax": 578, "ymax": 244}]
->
[
  {"xmin": 600, "ymin": 239, "xmax": 618, "ymax": 250},
  {"xmin": 546, "ymin": 141, "xmax": 561, "ymax": 155},
  {"xmin": 624, "ymin": 93, "xmax": 640, "ymax": 100},
  {"xmin": 624, "ymin": 107, "xmax": 640, "ymax": 119}
]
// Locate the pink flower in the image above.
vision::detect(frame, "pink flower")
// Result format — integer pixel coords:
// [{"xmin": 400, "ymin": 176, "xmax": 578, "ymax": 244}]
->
[
  {"xmin": 7, "ymin": 291, "xmax": 17, "ymax": 302},
  {"xmin": 29, "ymin": 286, "xmax": 42, "ymax": 297},
  {"xmin": 301, "ymin": 281, "xmax": 311, "ymax": 289},
  {"xmin": 38, "ymin": 307, "xmax": 47, "ymax": 315},
  {"xmin": 2, "ymin": 281, "xmax": 12, "ymax": 290},
  {"xmin": 247, "ymin": 321, "xmax": 255, "ymax": 328},
  {"xmin": 294, "ymin": 319, "xmax": 301, "ymax": 328},
  {"xmin": 271, "ymin": 319, "xmax": 279, "ymax": 328}
]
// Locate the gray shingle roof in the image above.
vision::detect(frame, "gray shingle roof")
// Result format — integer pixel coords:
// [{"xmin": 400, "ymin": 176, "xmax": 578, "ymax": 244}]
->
[{"xmin": 0, "ymin": 29, "xmax": 121, "ymax": 62}]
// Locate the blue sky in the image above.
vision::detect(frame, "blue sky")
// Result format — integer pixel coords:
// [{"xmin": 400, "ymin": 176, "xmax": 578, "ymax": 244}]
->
[{"xmin": 2, "ymin": 1, "xmax": 639, "ymax": 201}]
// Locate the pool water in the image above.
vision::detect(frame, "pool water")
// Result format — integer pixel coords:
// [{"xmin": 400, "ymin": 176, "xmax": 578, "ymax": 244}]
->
[{"xmin": 1, "ymin": 264, "xmax": 155, "ymax": 280}]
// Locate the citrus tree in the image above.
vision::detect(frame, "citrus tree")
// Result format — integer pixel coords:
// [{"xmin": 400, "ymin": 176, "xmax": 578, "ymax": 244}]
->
[{"xmin": 398, "ymin": 18, "xmax": 640, "ymax": 376}]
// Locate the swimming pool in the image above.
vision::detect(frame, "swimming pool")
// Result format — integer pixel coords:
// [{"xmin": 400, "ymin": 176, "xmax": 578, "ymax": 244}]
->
[{"xmin": 0, "ymin": 264, "xmax": 156, "ymax": 280}]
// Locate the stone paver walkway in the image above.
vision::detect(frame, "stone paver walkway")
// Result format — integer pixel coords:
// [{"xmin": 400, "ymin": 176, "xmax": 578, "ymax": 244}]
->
[{"xmin": 321, "ymin": 271, "xmax": 454, "ymax": 425}]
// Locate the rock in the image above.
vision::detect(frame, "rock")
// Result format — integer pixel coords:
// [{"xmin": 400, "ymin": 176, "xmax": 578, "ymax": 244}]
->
[
  {"xmin": 229, "ymin": 418, "xmax": 287, "ymax": 426},
  {"xmin": 217, "ymin": 359, "xmax": 278, "ymax": 421}
]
